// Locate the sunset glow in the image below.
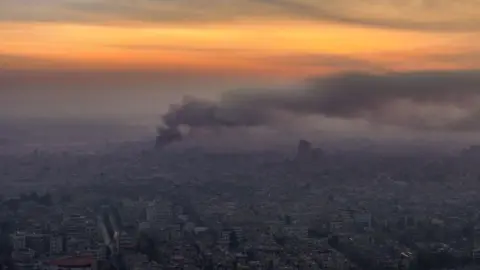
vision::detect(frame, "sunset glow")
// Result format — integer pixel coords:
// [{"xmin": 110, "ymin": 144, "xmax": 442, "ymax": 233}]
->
[
  {"xmin": 1, "ymin": 0, "xmax": 479, "ymax": 119},
  {"xmin": 1, "ymin": 20, "xmax": 478, "ymax": 76}
]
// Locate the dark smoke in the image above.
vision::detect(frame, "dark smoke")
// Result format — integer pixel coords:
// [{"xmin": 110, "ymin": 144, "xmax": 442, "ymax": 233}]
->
[
  {"xmin": 155, "ymin": 126, "xmax": 182, "ymax": 149},
  {"xmin": 157, "ymin": 70, "xmax": 480, "ymax": 147},
  {"xmin": 155, "ymin": 96, "xmax": 273, "ymax": 147},
  {"xmin": 162, "ymin": 96, "xmax": 270, "ymax": 128}
]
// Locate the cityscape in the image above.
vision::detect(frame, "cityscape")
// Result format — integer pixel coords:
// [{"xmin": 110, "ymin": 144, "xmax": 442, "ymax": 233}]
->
[
  {"xmin": 1, "ymin": 0, "xmax": 479, "ymax": 269},
  {"xmin": 1, "ymin": 138, "xmax": 480, "ymax": 270}
]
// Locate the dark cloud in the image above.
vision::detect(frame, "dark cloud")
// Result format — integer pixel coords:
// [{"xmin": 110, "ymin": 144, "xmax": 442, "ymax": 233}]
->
[
  {"xmin": 293, "ymin": 71, "xmax": 480, "ymax": 116},
  {"xmin": 159, "ymin": 70, "xmax": 480, "ymax": 140},
  {"xmin": 162, "ymin": 96, "xmax": 272, "ymax": 128}
]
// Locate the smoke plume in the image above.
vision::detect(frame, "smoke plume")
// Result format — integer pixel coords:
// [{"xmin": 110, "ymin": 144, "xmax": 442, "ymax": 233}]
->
[{"xmin": 157, "ymin": 70, "xmax": 480, "ymax": 147}]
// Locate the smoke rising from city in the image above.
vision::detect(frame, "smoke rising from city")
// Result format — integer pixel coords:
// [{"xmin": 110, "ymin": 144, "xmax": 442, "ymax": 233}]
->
[{"xmin": 157, "ymin": 70, "xmax": 480, "ymax": 146}]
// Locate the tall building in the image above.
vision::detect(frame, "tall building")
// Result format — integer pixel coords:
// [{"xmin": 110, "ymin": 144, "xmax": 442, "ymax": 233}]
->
[
  {"xmin": 62, "ymin": 214, "xmax": 88, "ymax": 238},
  {"xmin": 295, "ymin": 139, "xmax": 323, "ymax": 162},
  {"xmin": 296, "ymin": 140, "xmax": 312, "ymax": 161},
  {"xmin": 146, "ymin": 200, "xmax": 172, "ymax": 228},
  {"xmin": 11, "ymin": 233, "xmax": 26, "ymax": 250},
  {"xmin": 473, "ymin": 224, "xmax": 480, "ymax": 260},
  {"xmin": 118, "ymin": 232, "xmax": 135, "ymax": 251},
  {"xmin": 49, "ymin": 234, "xmax": 65, "ymax": 255},
  {"xmin": 354, "ymin": 211, "xmax": 372, "ymax": 229}
]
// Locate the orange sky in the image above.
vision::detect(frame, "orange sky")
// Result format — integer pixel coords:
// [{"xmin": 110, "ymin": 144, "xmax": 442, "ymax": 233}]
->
[
  {"xmin": 0, "ymin": 0, "xmax": 479, "ymax": 78},
  {"xmin": 1, "ymin": 21, "xmax": 478, "ymax": 77}
]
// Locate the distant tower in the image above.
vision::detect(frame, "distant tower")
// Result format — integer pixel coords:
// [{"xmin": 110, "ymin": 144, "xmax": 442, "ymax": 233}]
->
[
  {"xmin": 473, "ymin": 225, "xmax": 480, "ymax": 261},
  {"xmin": 296, "ymin": 139, "xmax": 312, "ymax": 161},
  {"xmin": 295, "ymin": 139, "xmax": 323, "ymax": 162}
]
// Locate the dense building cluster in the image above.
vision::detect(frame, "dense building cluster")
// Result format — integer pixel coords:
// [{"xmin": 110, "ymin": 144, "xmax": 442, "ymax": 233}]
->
[{"xmin": 1, "ymin": 140, "xmax": 480, "ymax": 269}]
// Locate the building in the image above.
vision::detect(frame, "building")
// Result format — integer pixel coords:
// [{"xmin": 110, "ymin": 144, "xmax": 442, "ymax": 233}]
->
[
  {"xmin": 50, "ymin": 234, "xmax": 65, "ymax": 255},
  {"xmin": 218, "ymin": 230, "xmax": 231, "ymax": 247},
  {"xmin": 284, "ymin": 226, "xmax": 309, "ymax": 240},
  {"xmin": 63, "ymin": 214, "xmax": 88, "ymax": 238},
  {"xmin": 296, "ymin": 140, "xmax": 312, "ymax": 161},
  {"xmin": 473, "ymin": 224, "xmax": 480, "ymax": 260},
  {"xmin": 295, "ymin": 139, "xmax": 323, "ymax": 162},
  {"xmin": 14, "ymin": 260, "xmax": 36, "ymax": 270},
  {"xmin": 26, "ymin": 234, "xmax": 49, "ymax": 256},
  {"xmin": 146, "ymin": 200, "xmax": 172, "ymax": 228},
  {"xmin": 232, "ymin": 227, "xmax": 245, "ymax": 242},
  {"xmin": 353, "ymin": 211, "xmax": 372, "ymax": 229},
  {"xmin": 118, "ymin": 231, "xmax": 135, "ymax": 250},
  {"xmin": 12, "ymin": 248, "xmax": 36, "ymax": 270},
  {"xmin": 11, "ymin": 233, "xmax": 27, "ymax": 250}
]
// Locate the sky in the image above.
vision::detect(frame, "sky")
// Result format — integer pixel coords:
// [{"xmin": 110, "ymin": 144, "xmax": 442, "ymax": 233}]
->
[
  {"xmin": 0, "ymin": 0, "xmax": 479, "ymax": 137},
  {"xmin": 1, "ymin": 0, "xmax": 479, "ymax": 74}
]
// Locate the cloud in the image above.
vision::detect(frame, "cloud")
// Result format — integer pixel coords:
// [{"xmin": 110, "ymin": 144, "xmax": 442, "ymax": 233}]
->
[
  {"xmin": 425, "ymin": 50, "xmax": 480, "ymax": 67},
  {"xmin": 110, "ymin": 44, "xmax": 386, "ymax": 72},
  {"xmin": 0, "ymin": 54, "xmax": 74, "ymax": 70},
  {"xmin": 1, "ymin": 0, "xmax": 479, "ymax": 31},
  {"xmin": 266, "ymin": 54, "xmax": 388, "ymax": 72},
  {"xmin": 267, "ymin": 0, "xmax": 480, "ymax": 32},
  {"xmin": 159, "ymin": 70, "xmax": 480, "ymax": 135}
]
